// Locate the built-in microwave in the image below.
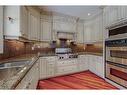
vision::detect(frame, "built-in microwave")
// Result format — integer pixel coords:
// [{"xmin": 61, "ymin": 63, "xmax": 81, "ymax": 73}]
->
[{"xmin": 108, "ymin": 25, "xmax": 127, "ymax": 40}]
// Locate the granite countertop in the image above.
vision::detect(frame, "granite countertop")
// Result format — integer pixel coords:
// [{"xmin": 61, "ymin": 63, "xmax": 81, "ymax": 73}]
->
[{"xmin": 0, "ymin": 54, "xmax": 39, "ymax": 89}]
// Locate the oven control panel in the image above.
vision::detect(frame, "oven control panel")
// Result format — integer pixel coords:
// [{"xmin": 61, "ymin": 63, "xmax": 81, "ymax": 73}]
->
[{"xmin": 105, "ymin": 38, "xmax": 127, "ymax": 47}]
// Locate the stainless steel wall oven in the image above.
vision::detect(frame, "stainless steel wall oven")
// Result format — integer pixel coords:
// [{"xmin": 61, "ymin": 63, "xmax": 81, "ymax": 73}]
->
[{"xmin": 105, "ymin": 38, "xmax": 127, "ymax": 88}]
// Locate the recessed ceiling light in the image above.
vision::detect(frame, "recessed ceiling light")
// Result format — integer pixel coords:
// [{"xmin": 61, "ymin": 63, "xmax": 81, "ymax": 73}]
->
[{"xmin": 88, "ymin": 13, "xmax": 91, "ymax": 16}]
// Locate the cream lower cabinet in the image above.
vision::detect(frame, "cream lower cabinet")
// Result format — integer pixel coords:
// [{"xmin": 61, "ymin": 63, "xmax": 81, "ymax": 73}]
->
[
  {"xmin": 39, "ymin": 56, "xmax": 57, "ymax": 79},
  {"xmin": 39, "ymin": 55, "xmax": 103, "ymax": 80},
  {"xmin": 56, "ymin": 59, "xmax": 78, "ymax": 75},
  {"xmin": 78, "ymin": 55, "xmax": 89, "ymax": 71},
  {"xmin": 16, "ymin": 60, "xmax": 39, "ymax": 89},
  {"xmin": 88, "ymin": 55, "xmax": 103, "ymax": 77}
]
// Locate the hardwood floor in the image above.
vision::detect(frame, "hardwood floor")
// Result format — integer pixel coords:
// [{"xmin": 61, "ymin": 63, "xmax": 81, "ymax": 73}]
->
[{"xmin": 37, "ymin": 71, "xmax": 118, "ymax": 89}]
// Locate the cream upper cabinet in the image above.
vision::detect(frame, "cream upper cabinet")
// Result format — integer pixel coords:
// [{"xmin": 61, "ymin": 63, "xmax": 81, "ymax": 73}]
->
[
  {"xmin": 84, "ymin": 20, "xmax": 93, "ymax": 43},
  {"xmin": 4, "ymin": 6, "xmax": 28, "ymax": 39},
  {"xmin": 0, "ymin": 6, "xmax": 3, "ymax": 53},
  {"xmin": 28, "ymin": 7, "xmax": 40, "ymax": 41},
  {"xmin": 4, "ymin": 6, "xmax": 40, "ymax": 40},
  {"xmin": 76, "ymin": 20, "xmax": 84, "ymax": 43},
  {"xmin": 84, "ymin": 12, "xmax": 103, "ymax": 43},
  {"xmin": 40, "ymin": 15, "xmax": 52, "ymax": 41},
  {"xmin": 20, "ymin": 7, "xmax": 28, "ymax": 38},
  {"xmin": 117, "ymin": 6, "xmax": 127, "ymax": 20},
  {"xmin": 93, "ymin": 13, "xmax": 103, "ymax": 42},
  {"xmin": 103, "ymin": 6, "xmax": 118, "ymax": 27}
]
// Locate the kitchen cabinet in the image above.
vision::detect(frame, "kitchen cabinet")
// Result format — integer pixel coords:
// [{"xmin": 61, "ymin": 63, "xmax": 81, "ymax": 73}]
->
[
  {"xmin": 39, "ymin": 56, "xmax": 57, "ymax": 79},
  {"xmin": 93, "ymin": 13, "xmax": 103, "ymax": 42},
  {"xmin": 0, "ymin": 6, "xmax": 3, "ymax": 53},
  {"xmin": 78, "ymin": 55, "xmax": 88, "ymax": 71},
  {"xmin": 56, "ymin": 65, "xmax": 77, "ymax": 75},
  {"xmin": 39, "ymin": 57, "xmax": 47, "ymax": 79},
  {"xmin": 88, "ymin": 55, "xmax": 103, "ymax": 77},
  {"xmin": 4, "ymin": 6, "xmax": 40, "ymax": 40},
  {"xmin": 117, "ymin": 6, "xmax": 127, "ymax": 20},
  {"xmin": 76, "ymin": 20, "xmax": 84, "ymax": 43},
  {"xmin": 16, "ymin": 60, "xmax": 39, "ymax": 89},
  {"xmin": 103, "ymin": 6, "xmax": 118, "ymax": 27},
  {"xmin": 40, "ymin": 17, "xmax": 52, "ymax": 41},
  {"xmin": 84, "ymin": 12, "xmax": 103, "ymax": 43},
  {"xmin": 84, "ymin": 20, "xmax": 93, "ymax": 43},
  {"xmin": 28, "ymin": 7, "xmax": 40, "ymax": 41},
  {"xmin": 20, "ymin": 7, "xmax": 28, "ymax": 38},
  {"xmin": 56, "ymin": 59, "xmax": 78, "ymax": 75}
]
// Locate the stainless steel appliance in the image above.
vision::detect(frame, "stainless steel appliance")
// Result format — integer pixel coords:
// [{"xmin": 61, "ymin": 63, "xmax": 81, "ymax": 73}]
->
[
  {"xmin": 55, "ymin": 48, "xmax": 78, "ymax": 59},
  {"xmin": 105, "ymin": 38, "xmax": 127, "ymax": 88},
  {"xmin": 107, "ymin": 19, "xmax": 127, "ymax": 40},
  {"xmin": 55, "ymin": 48, "xmax": 72, "ymax": 54}
]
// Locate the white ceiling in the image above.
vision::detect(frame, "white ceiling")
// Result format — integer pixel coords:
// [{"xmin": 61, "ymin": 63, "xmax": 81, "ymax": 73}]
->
[{"xmin": 40, "ymin": 6, "xmax": 102, "ymax": 19}]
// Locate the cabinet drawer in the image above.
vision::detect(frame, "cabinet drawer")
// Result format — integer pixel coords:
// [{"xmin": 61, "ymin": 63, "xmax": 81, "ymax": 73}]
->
[
  {"xmin": 56, "ymin": 65, "xmax": 77, "ymax": 74},
  {"xmin": 57, "ymin": 60, "xmax": 76, "ymax": 66}
]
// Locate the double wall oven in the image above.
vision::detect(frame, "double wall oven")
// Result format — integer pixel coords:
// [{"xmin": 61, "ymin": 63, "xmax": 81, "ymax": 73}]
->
[{"xmin": 105, "ymin": 25, "xmax": 127, "ymax": 88}]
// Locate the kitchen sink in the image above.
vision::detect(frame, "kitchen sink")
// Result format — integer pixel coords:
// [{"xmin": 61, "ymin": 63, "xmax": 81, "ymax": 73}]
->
[{"xmin": 0, "ymin": 60, "xmax": 31, "ymax": 69}]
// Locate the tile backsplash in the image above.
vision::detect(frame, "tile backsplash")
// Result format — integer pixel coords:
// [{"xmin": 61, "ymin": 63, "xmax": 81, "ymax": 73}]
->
[
  {"xmin": 0, "ymin": 40, "xmax": 103, "ymax": 60},
  {"xmin": 0, "ymin": 40, "xmax": 53, "ymax": 60}
]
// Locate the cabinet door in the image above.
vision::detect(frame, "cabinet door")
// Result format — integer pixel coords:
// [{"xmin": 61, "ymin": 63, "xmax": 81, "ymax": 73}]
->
[
  {"xmin": 98, "ymin": 14, "xmax": 103, "ymax": 41},
  {"xmin": 118, "ymin": 6, "xmax": 127, "ymax": 20},
  {"xmin": 28, "ymin": 8, "xmax": 40, "ymax": 41},
  {"xmin": 78, "ymin": 55, "xmax": 88, "ymax": 71},
  {"xmin": 40, "ymin": 19, "xmax": 52, "ymax": 41},
  {"xmin": 96, "ymin": 56, "xmax": 103, "ymax": 77},
  {"xmin": 103, "ymin": 6, "xmax": 118, "ymax": 27},
  {"xmin": 84, "ymin": 21, "xmax": 93, "ymax": 43},
  {"xmin": 20, "ymin": 6, "xmax": 28, "ymax": 38},
  {"xmin": 0, "ymin": 6, "xmax": 3, "ymax": 53},
  {"xmin": 109, "ymin": 6, "xmax": 118, "ymax": 24},
  {"xmin": 88, "ymin": 55, "xmax": 94, "ymax": 72},
  {"xmin": 76, "ymin": 21, "xmax": 84, "ymax": 43},
  {"xmin": 28, "ymin": 13, "xmax": 38, "ymax": 40},
  {"xmin": 46, "ymin": 61, "xmax": 55, "ymax": 78},
  {"xmin": 39, "ymin": 58, "xmax": 47, "ymax": 79}
]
